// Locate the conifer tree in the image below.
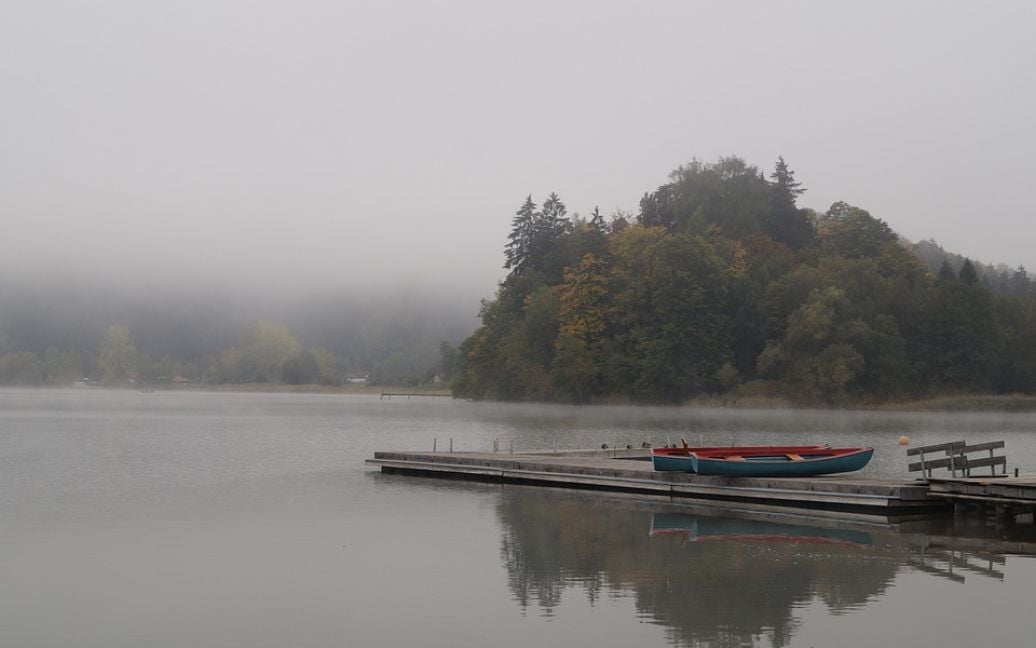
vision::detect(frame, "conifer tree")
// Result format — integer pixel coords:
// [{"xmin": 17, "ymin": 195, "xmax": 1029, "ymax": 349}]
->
[
  {"xmin": 937, "ymin": 259, "xmax": 957, "ymax": 281},
  {"xmin": 959, "ymin": 259, "xmax": 979, "ymax": 285},
  {"xmin": 504, "ymin": 195, "xmax": 538, "ymax": 275},
  {"xmin": 766, "ymin": 156, "xmax": 813, "ymax": 248}
]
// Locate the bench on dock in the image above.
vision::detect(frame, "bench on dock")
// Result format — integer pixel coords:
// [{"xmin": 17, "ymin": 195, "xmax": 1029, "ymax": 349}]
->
[{"xmin": 907, "ymin": 440, "xmax": 1008, "ymax": 479}]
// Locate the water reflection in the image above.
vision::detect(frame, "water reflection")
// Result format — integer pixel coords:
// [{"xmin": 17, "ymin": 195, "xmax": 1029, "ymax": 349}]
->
[
  {"xmin": 495, "ymin": 488, "xmax": 1036, "ymax": 647},
  {"xmin": 648, "ymin": 513, "xmax": 873, "ymax": 548}
]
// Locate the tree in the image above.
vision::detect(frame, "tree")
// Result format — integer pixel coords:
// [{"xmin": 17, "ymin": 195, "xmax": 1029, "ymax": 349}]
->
[
  {"xmin": 959, "ymin": 259, "xmax": 979, "ymax": 285},
  {"xmin": 920, "ymin": 278, "xmax": 999, "ymax": 390},
  {"xmin": 309, "ymin": 346, "xmax": 339, "ymax": 385},
  {"xmin": 606, "ymin": 227, "xmax": 732, "ymax": 401},
  {"xmin": 98, "ymin": 325, "xmax": 138, "ymax": 384},
  {"xmin": 1010, "ymin": 266, "xmax": 1031, "ymax": 296},
  {"xmin": 635, "ymin": 157, "xmax": 773, "ymax": 238},
  {"xmin": 43, "ymin": 347, "xmax": 81, "ymax": 384},
  {"xmin": 770, "ymin": 156, "xmax": 804, "ymax": 202},
  {"xmin": 817, "ymin": 202, "xmax": 897, "ymax": 259},
  {"xmin": 552, "ymin": 254, "xmax": 613, "ymax": 401},
  {"xmin": 0, "ymin": 351, "xmax": 43, "ymax": 385},
  {"xmin": 765, "ymin": 157, "xmax": 814, "ymax": 249},
  {"xmin": 239, "ymin": 322, "xmax": 302, "ymax": 382},
  {"xmin": 538, "ymin": 192, "xmax": 572, "ymax": 239},
  {"xmin": 503, "ymin": 193, "xmax": 574, "ymax": 279},
  {"xmin": 504, "ymin": 195, "xmax": 538, "ymax": 275}
]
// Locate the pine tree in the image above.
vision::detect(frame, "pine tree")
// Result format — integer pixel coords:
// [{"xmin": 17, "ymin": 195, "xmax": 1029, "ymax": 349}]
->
[
  {"xmin": 771, "ymin": 156, "xmax": 805, "ymax": 205},
  {"xmin": 959, "ymin": 259, "xmax": 980, "ymax": 285},
  {"xmin": 1010, "ymin": 266, "xmax": 1030, "ymax": 296},
  {"xmin": 504, "ymin": 195, "xmax": 538, "ymax": 274},
  {"xmin": 937, "ymin": 259, "xmax": 957, "ymax": 281},
  {"xmin": 766, "ymin": 156, "xmax": 813, "ymax": 248},
  {"xmin": 538, "ymin": 192, "xmax": 572, "ymax": 239}
]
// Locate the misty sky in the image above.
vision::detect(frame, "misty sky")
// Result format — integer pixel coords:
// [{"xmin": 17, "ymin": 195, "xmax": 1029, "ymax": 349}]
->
[{"xmin": 3, "ymin": 1, "xmax": 1034, "ymax": 300}]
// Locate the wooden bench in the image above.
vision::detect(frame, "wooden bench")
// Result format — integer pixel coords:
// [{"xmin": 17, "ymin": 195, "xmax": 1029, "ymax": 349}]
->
[{"xmin": 907, "ymin": 440, "xmax": 1007, "ymax": 479}]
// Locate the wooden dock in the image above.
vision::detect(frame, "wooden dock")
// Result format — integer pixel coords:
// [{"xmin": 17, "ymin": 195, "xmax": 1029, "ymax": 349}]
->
[
  {"xmin": 904, "ymin": 439, "xmax": 1036, "ymax": 523},
  {"xmin": 366, "ymin": 449, "xmax": 939, "ymax": 514},
  {"xmin": 927, "ymin": 475, "xmax": 1036, "ymax": 505},
  {"xmin": 379, "ymin": 392, "xmax": 452, "ymax": 400}
]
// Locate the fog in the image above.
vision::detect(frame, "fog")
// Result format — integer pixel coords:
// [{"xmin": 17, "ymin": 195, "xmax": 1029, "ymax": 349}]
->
[{"xmin": 3, "ymin": 1, "xmax": 1035, "ymax": 299}]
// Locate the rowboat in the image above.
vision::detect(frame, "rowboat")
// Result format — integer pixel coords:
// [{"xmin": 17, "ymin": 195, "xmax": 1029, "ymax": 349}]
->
[
  {"xmin": 688, "ymin": 447, "xmax": 874, "ymax": 477},
  {"xmin": 651, "ymin": 444, "xmax": 830, "ymax": 472}
]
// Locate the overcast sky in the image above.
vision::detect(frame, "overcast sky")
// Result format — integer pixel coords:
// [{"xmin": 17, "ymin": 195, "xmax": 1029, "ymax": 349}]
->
[{"xmin": 2, "ymin": 1, "xmax": 1034, "ymax": 299}]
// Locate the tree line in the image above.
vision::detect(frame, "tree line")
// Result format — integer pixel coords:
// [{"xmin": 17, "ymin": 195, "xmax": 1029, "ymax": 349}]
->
[
  {"xmin": 0, "ymin": 289, "xmax": 472, "ymax": 387},
  {"xmin": 450, "ymin": 156, "xmax": 1036, "ymax": 404}
]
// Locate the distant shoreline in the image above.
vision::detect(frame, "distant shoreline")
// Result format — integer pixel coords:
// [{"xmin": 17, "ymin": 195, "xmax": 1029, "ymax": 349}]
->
[
  {"xmin": 152, "ymin": 383, "xmax": 452, "ymax": 397},
  {"xmin": 8, "ymin": 384, "xmax": 1036, "ymax": 412},
  {"xmin": 133, "ymin": 386, "xmax": 1036, "ymax": 412},
  {"xmin": 681, "ymin": 393, "xmax": 1036, "ymax": 413}
]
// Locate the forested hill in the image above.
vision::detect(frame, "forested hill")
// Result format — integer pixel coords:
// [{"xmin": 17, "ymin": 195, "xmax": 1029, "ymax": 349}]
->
[{"xmin": 451, "ymin": 157, "xmax": 1036, "ymax": 405}]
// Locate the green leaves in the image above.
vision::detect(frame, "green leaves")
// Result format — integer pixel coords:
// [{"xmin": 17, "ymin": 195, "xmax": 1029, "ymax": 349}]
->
[{"xmin": 457, "ymin": 156, "xmax": 1036, "ymax": 405}]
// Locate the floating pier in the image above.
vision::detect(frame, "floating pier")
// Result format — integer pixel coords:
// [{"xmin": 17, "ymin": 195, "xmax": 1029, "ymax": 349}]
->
[
  {"xmin": 367, "ymin": 448, "xmax": 939, "ymax": 514},
  {"xmin": 906, "ymin": 439, "xmax": 1036, "ymax": 523},
  {"xmin": 379, "ymin": 392, "xmax": 452, "ymax": 400}
]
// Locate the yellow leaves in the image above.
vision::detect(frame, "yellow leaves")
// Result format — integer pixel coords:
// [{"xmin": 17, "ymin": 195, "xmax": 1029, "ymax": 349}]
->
[
  {"xmin": 729, "ymin": 240, "xmax": 748, "ymax": 278},
  {"xmin": 557, "ymin": 253, "xmax": 612, "ymax": 345}
]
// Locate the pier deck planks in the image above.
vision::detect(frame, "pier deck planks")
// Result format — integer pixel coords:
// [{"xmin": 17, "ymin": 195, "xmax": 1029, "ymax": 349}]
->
[
  {"xmin": 367, "ymin": 449, "xmax": 937, "ymax": 513},
  {"xmin": 926, "ymin": 475, "xmax": 1036, "ymax": 506}
]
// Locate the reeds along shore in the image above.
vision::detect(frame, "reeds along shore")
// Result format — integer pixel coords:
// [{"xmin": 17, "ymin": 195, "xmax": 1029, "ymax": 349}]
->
[{"xmin": 680, "ymin": 392, "xmax": 1036, "ymax": 412}]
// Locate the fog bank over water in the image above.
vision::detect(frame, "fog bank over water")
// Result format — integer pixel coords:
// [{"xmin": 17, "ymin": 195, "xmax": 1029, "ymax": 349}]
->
[{"xmin": 3, "ymin": 1, "xmax": 1036, "ymax": 296}]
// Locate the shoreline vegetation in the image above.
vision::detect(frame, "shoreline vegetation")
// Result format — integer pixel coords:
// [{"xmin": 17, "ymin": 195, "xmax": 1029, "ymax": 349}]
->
[
  {"xmin": 14, "ymin": 383, "xmax": 1036, "ymax": 412},
  {"xmin": 449, "ymin": 156, "xmax": 1036, "ymax": 407}
]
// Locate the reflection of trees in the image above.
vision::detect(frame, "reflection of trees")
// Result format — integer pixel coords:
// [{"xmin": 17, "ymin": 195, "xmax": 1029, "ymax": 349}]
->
[{"xmin": 497, "ymin": 491, "xmax": 899, "ymax": 647}]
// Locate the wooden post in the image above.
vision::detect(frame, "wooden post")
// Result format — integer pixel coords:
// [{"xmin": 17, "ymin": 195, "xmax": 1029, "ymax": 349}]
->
[
  {"xmin": 995, "ymin": 505, "xmax": 1008, "ymax": 528},
  {"xmin": 433, "ymin": 438, "xmax": 437, "ymax": 453},
  {"xmin": 449, "ymin": 438, "xmax": 453, "ymax": 453},
  {"xmin": 954, "ymin": 502, "xmax": 967, "ymax": 519},
  {"xmin": 510, "ymin": 439, "xmax": 514, "ymax": 454}
]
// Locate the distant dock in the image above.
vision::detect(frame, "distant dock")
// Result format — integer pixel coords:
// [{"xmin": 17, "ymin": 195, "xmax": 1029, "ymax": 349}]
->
[
  {"xmin": 379, "ymin": 391, "xmax": 452, "ymax": 400},
  {"xmin": 366, "ymin": 448, "xmax": 939, "ymax": 515}
]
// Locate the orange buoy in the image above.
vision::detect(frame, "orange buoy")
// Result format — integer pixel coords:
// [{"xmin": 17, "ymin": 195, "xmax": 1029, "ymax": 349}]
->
[{"xmin": 898, "ymin": 435, "xmax": 910, "ymax": 446}]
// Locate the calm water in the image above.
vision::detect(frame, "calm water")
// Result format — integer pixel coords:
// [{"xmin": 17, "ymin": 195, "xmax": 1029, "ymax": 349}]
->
[{"xmin": 3, "ymin": 389, "xmax": 1036, "ymax": 647}]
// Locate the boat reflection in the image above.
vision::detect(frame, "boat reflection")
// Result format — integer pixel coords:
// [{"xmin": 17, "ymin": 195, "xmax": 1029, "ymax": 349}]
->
[
  {"xmin": 495, "ymin": 487, "xmax": 1036, "ymax": 647},
  {"xmin": 649, "ymin": 512, "xmax": 873, "ymax": 548}
]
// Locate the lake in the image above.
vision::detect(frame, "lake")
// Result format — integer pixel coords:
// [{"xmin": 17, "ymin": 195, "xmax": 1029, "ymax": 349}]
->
[{"xmin": 3, "ymin": 388, "xmax": 1036, "ymax": 647}]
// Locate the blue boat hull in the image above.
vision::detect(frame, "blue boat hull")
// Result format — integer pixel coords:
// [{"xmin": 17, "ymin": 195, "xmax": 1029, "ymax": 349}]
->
[
  {"xmin": 652, "ymin": 445, "xmax": 831, "ymax": 472},
  {"xmin": 652, "ymin": 454, "xmax": 696, "ymax": 472},
  {"xmin": 690, "ymin": 448, "xmax": 874, "ymax": 477}
]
